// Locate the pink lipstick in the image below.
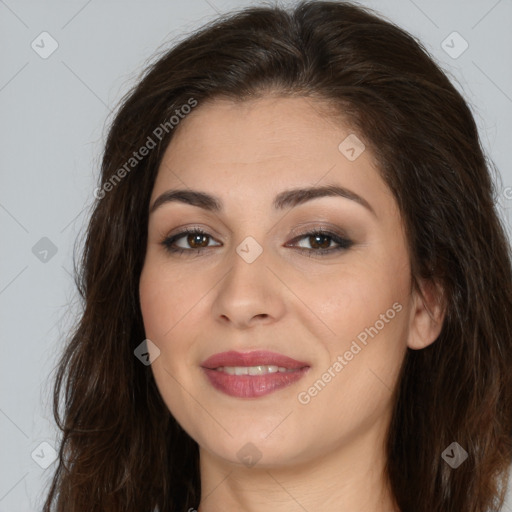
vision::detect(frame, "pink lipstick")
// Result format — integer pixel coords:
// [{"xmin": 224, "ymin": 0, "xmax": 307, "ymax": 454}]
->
[{"xmin": 201, "ymin": 350, "xmax": 310, "ymax": 398}]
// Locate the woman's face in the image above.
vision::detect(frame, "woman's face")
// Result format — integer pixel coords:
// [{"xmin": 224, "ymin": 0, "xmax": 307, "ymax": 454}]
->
[{"xmin": 139, "ymin": 96, "xmax": 438, "ymax": 470}]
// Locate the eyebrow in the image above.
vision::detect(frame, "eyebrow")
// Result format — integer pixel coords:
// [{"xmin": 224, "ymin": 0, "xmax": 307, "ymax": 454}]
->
[{"xmin": 149, "ymin": 184, "xmax": 376, "ymax": 217}]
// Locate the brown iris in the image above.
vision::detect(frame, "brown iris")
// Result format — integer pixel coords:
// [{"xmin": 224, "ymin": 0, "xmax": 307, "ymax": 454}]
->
[
  {"xmin": 187, "ymin": 233, "xmax": 210, "ymax": 248},
  {"xmin": 308, "ymin": 234, "xmax": 331, "ymax": 249}
]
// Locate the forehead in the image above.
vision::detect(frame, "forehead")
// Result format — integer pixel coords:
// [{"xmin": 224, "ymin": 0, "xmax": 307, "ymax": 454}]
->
[
  {"xmin": 160, "ymin": 95, "xmax": 358, "ymax": 167},
  {"xmin": 151, "ymin": 96, "xmax": 391, "ymax": 215}
]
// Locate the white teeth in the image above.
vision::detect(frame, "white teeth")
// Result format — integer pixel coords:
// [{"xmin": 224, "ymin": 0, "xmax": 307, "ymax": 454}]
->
[{"xmin": 216, "ymin": 365, "xmax": 297, "ymax": 375}]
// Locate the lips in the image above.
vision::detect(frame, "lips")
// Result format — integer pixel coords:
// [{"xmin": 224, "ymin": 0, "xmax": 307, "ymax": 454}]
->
[
  {"xmin": 201, "ymin": 350, "xmax": 309, "ymax": 370},
  {"xmin": 200, "ymin": 350, "xmax": 310, "ymax": 398}
]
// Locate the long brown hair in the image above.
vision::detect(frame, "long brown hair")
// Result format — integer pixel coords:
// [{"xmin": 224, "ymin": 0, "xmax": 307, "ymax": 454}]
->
[{"xmin": 43, "ymin": 1, "xmax": 512, "ymax": 511}]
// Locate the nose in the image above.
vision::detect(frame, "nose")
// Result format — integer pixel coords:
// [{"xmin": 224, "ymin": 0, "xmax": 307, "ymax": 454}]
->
[{"xmin": 211, "ymin": 243, "xmax": 286, "ymax": 330}]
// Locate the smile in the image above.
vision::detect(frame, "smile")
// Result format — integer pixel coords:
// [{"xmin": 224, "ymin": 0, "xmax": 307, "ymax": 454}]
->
[
  {"xmin": 214, "ymin": 365, "xmax": 299, "ymax": 375},
  {"xmin": 200, "ymin": 350, "xmax": 311, "ymax": 398}
]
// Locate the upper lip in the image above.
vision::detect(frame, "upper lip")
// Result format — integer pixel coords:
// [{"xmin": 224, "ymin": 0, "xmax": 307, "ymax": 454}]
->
[{"xmin": 201, "ymin": 350, "xmax": 310, "ymax": 370}]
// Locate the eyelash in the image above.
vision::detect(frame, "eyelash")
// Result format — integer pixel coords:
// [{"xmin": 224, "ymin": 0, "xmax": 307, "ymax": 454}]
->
[{"xmin": 160, "ymin": 226, "xmax": 354, "ymax": 257}]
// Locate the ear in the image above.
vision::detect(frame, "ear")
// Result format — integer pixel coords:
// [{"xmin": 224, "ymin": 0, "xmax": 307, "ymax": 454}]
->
[{"xmin": 407, "ymin": 277, "xmax": 446, "ymax": 350}]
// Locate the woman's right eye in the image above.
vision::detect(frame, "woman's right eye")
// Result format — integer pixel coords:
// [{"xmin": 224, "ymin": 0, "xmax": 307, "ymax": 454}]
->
[{"xmin": 161, "ymin": 228, "xmax": 221, "ymax": 255}]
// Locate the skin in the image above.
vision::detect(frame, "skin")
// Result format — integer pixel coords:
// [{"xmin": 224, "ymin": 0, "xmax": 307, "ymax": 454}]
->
[{"xmin": 139, "ymin": 95, "xmax": 445, "ymax": 512}]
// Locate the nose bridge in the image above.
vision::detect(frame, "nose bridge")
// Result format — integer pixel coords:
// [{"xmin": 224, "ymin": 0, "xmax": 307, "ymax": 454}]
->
[
  {"xmin": 212, "ymin": 234, "xmax": 284, "ymax": 326},
  {"xmin": 223, "ymin": 235, "xmax": 269, "ymax": 301}
]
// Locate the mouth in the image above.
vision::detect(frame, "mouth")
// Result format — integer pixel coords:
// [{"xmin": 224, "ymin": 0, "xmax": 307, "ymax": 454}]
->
[
  {"xmin": 200, "ymin": 350, "xmax": 310, "ymax": 398},
  {"xmin": 211, "ymin": 365, "xmax": 301, "ymax": 375}
]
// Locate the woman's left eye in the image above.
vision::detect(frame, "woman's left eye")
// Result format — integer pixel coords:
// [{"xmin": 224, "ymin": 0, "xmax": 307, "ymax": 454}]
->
[
  {"xmin": 160, "ymin": 228, "xmax": 353, "ymax": 256},
  {"xmin": 288, "ymin": 231, "xmax": 354, "ymax": 255}
]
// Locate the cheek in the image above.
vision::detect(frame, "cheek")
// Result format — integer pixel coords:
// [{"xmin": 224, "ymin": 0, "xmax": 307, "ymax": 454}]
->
[
  {"xmin": 139, "ymin": 272, "xmax": 170, "ymax": 340},
  {"xmin": 296, "ymin": 301, "xmax": 407, "ymax": 447},
  {"xmin": 139, "ymin": 259, "xmax": 203, "ymax": 340},
  {"xmin": 139, "ymin": 263, "xmax": 205, "ymax": 436},
  {"xmin": 312, "ymin": 262, "xmax": 408, "ymax": 341},
  {"xmin": 304, "ymin": 251, "xmax": 410, "ymax": 408}
]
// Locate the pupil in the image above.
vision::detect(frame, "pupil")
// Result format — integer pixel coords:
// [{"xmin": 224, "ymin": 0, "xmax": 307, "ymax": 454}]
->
[
  {"xmin": 189, "ymin": 233, "xmax": 208, "ymax": 248},
  {"xmin": 311, "ymin": 234, "xmax": 330, "ymax": 249}
]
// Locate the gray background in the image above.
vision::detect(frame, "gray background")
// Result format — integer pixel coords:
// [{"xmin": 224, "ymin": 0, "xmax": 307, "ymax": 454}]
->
[{"xmin": 1, "ymin": 0, "xmax": 511, "ymax": 510}]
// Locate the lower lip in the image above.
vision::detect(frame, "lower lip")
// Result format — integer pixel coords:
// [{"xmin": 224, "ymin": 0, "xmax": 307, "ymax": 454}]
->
[{"xmin": 202, "ymin": 367, "xmax": 310, "ymax": 398}]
